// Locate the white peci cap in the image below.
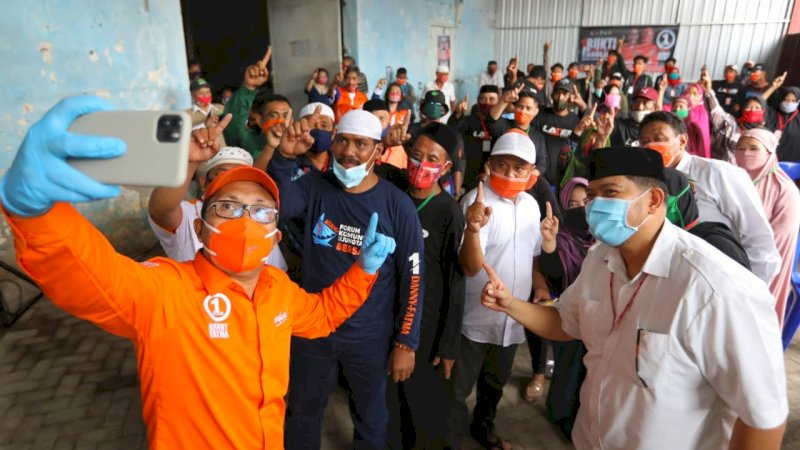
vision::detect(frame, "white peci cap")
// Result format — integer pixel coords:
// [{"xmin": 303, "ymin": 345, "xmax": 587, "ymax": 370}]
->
[
  {"xmin": 436, "ymin": 64, "xmax": 450, "ymax": 74},
  {"xmin": 491, "ymin": 131, "xmax": 536, "ymax": 165},
  {"xmin": 337, "ymin": 110, "xmax": 383, "ymax": 140},
  {"xmin": 299, "ymin": 102, "xmax": 335, "ymax": 121},
  {"xmin": 198, "ymin": 146, "xmax": 253, "ymax": 177}
]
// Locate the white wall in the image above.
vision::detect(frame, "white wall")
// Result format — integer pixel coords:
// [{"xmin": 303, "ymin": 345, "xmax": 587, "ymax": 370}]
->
[{"xmin": 495, "ymin": 0, "xmax": 795, "ymax": 80}]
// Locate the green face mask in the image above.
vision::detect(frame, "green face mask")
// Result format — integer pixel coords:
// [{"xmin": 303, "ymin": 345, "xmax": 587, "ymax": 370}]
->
[
  {"xmin": 422, "ymin": 102, "xmax": 446, "ymax": 120},
  {"xmin": 674, "ymin": 109, "xmax": 689, "ymax": 120},
  {"xmin": 666, "ymin": 184, "xmax": 691, "ymax": 227}
]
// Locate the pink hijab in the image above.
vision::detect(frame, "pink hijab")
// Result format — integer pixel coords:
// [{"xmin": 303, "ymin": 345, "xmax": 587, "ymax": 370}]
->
[
  {"xmin": 738, "ymin": 128, "xmax": 800, "ymax": 325},
  {"xmin": 684, "ymin": 84, "xmax": 711, "ymax": 158}
]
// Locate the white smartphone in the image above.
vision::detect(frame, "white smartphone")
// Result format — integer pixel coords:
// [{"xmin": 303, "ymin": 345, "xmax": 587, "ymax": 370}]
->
[{"xmin": 68, "ymin": 110, "xmax": 191, "ymax": 187}]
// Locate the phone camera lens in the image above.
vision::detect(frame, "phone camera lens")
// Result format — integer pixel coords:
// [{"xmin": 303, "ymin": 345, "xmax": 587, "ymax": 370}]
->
[{"xmin": 157, "ymin": 115, "xmax": 183, "ymax": 143}]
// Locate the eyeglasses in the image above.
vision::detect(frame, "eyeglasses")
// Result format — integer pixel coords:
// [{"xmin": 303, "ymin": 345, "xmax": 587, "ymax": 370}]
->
[{"xmin": 208, "ymin": 200, "xmax": 278, "ymax": 224}]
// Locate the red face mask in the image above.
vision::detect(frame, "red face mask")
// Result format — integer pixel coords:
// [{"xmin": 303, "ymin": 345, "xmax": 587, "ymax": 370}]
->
[
  {"xmin": 741, "ymin": 109, "xmax": 765, "ymax": 124},
  {"xmin": 346, "ymin": 84, "xmax": 358, "ymax": 92},
  {"xmin": 318, "ymin": 76, "xmax": 329, "ymax": 85},
  {"xmin": 750, "ymin": 72, "xmax": 761, "ymax": 82},
  {"xmin": 203, "ymin": 218, "xmax": 279, "ymax": 273},
  {"xmin": 607, "ymin": 55, "xmax": 617, "ymax": 65},
  {"xmin": 261, "ymin": 117, "xmax": 284, "ymax": 133},
  {"xmin": 514, "ymin": 110, "xmax": 534, "ymax": 127},
  {"xmin": 488, "ymin": 172, "xmax": 536, "ymax": 198},
  {"xmin": 196, "ymin": 95, "xmax": 212, "ymax": 106},
  {"xmin": 437, "ymin": 74, "xmax": 449, "ymax": 83},
  {"xmin": 724, "ymin": 73, "xmax": 736, "ymax": 83},
  {"xmin": 396, "ymin": 78, "xmax": 407, "ymax": 86},
  {"xmin": 551, "ymin": 72, "xmax": 562, "ymax": 82},
  {"xmin": 407, "ymin": 158, "xmax": 445, "ymax": 189},
  {"xmin": 568, "ymin": 69, "xmax": 579, "ymax": 79}
]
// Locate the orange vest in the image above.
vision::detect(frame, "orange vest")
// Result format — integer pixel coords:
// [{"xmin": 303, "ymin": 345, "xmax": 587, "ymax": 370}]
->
[
  {"xmin": 334, "ymin": 86, "xmax": 368, "ymax": 123},
  {"xmin": 5, "ymin": 203, "xmax": 377, "ymax": 449}
]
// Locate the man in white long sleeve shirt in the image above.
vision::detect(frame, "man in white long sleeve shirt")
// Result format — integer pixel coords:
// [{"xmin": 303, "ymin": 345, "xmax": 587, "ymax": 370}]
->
[{"xmin": 639, "ymin": 112, "xmax": 780, "ymax": 285}]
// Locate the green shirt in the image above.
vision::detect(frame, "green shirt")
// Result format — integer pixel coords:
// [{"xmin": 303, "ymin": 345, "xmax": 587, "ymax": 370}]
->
[{"xmin": 222, "ymin": 83, "xmax": 266, "ymax": 158}]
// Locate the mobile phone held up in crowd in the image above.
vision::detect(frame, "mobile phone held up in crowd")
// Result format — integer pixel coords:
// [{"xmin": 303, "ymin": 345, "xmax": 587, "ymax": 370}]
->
[{"xmin": 68, "ymin": 111, "xmax": 191, "ymax": 187}]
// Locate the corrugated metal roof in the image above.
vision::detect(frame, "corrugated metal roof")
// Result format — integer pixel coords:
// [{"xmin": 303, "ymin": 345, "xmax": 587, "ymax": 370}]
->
[{"xmin": 495, "ymin": 0, "xmax": 794, "ymax": 79}]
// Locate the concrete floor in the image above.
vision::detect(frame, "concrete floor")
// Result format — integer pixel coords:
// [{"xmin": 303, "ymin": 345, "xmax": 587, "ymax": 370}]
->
[{"xmin": 1, "ymin": 268, "xmax": 799, "ymax": 449}]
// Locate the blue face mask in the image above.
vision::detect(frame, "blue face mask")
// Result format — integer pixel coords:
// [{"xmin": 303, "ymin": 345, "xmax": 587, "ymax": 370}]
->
[
  {"xmin": 332, "ymin": 145, "xmax": 379, "ymax": 188},
  {"xmin": 585, "ymin": 189, "xmax": 651, "ymax": 247},
  {"xmin": 309, "ymin": 129, "xmax": 334, "ymax": 154},
  {"xmin": 501, "ymin": 112, "xmax": 515, "ymax": 120}
]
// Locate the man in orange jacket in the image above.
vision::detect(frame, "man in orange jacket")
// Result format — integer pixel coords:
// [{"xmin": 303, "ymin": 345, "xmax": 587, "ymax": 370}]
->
[{"xmin": 0, "ymin": 96, "xmax": 397, "ymax": 449}]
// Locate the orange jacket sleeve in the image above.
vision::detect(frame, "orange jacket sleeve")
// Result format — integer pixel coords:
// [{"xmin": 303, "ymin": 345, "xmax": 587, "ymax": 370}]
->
[
  {"xmin": 288, "ymin": 264, "xmax": 378, "ymax": 339},
  {"xmin": 4, "ymin": 203, "xmax": 177, "ymax": 341}
]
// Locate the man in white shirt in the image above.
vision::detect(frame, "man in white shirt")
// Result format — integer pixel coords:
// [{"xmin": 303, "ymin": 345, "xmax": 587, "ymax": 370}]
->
[
  {"xmin": 481, "ymin": 146, "xmax": 787, "ymax": 450},
  {"xmin": 639, "ymin": 111, "xmax": 780, "ymax": 285},
  {"xmin": 445, "ymin": 132, "xmax": 544, "ymax": 449},
  {"xmin": 188, "ymin": 78, "xmax": 225, "ymax": 128},
  {"xmin": 423, "ymin": 65, "xmax": 457, "ymax": 123},
  {"xmin": 148, "ymin": 120, "xmax": 286, "ymax": 268},
  {"xmin": 479, "ymin": 60, "xmax": 505, "ymax": 90}
]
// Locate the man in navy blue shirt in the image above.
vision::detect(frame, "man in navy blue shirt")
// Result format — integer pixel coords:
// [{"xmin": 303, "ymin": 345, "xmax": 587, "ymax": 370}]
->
[{"xmin": 269, "ymin": 109, "xmax": 425, "ymax": 449}]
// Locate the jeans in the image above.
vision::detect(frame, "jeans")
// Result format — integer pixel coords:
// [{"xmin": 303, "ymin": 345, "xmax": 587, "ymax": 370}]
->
[{"xmin": 285, "ymin": 336, "xmax": 391, "ymax": 450}]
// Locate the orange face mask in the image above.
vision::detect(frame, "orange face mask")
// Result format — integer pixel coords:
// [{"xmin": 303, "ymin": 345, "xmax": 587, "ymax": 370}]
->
[
  {"xmin": 203, "ymin": 218, "xmax": 279, "ymax": 273},
  {"xmin": 488, "ymin": 172, "xmax": 537, "ymax": 198},
  {"xmin": 514, "ymin": 110, "xmax": 534, "ymax": 127},
  {"xmin": 551, "ymin": 72, "xmax": 562, "ymax": 83},
  {"xmin": 261, "ymin": 117, "xmax": 284, "ymax": 133},
  {"xmin": 633, "ymin": 65, "xmax": 644, "ymax": 75},
  {"xmin": 568, "ymin": 69, "xmax": 579, "ymax": 79},
  {"xmin": 645, "ymin": 140, "xmax": 677, "ymax": 167}
]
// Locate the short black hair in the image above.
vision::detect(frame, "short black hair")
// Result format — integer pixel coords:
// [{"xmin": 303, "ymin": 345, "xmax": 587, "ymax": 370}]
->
[
  {"xmin": 633, "ymin": 55, "xmax": 648, "ymax": 64},
  {"xmin": 640, "ymin": 111, "xmax": 687, "ymax": 136},
  {"xmin": 251, "ymin": 92, "xmax": 291, "ymax": 116},
  {"xmin": 551, "ymin": 63, "xmax": 564, "ymax": 72},
  {"xmin": 397, "ymin": 67, "xmax": 407, "ymax": 76},
  {"xmin": 517, "ymin": 90, "xmax": 537, "ymax": 103},
  {"xmin": 488, "ymin": 60, "xmax": 497, "ymax": 66},
  {"xmin": 627, "ymin": 176, "xmax": 668, "ymax": 206},
  {"xmin": 568, "ymin": 62, "xmax": 578, "ymax": 70},
  {"xmin": 666, "ymin": 57, "xmax": 677, "ymax": 64},
  {"xmin": 343, "ymin": 55, "xmax": 355, "ymax": 64},
  {"xmin": 317, "ymin": 67, "xmax": 328, "ymax": 76},
  {"xmin": 345, "ymin": 65, "xmax": 361, "ymax": 77}
]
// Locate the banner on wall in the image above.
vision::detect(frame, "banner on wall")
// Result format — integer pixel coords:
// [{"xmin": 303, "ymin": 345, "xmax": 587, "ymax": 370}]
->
[
  {"xmin": 576, "ymin": 26, "xmax": 679, "ymax": 72},
  {"xmin": 437, "ymin": 36, "xmax": 451, "ymax": 68}
]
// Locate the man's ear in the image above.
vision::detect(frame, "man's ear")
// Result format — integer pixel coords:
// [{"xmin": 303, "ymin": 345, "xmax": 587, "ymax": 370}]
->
[
  {"xmin": 273, "ymin": 230, "xmax": 283, "ymax": 245},
  {"xmin": 650, "ymin": 188, "xmax": 666, "ymax": 212},
  {"xmin": 677, "ymin": 133, "xmax": 689, "ymax": 151},
  {"xmin": 375, "ymin": 143, "xmax": 385, "ymax": 157},
  {"xmin": 441, "ymin": 160, "xmax": 454, "ymax": 175}
]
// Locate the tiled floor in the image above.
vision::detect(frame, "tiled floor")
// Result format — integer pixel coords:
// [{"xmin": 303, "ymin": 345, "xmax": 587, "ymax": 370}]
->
[{"xmin": 1, "ymin": 268, "xmax": 799, "ymax": 449}]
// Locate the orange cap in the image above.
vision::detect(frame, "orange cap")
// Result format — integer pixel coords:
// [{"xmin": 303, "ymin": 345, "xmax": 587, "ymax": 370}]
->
[{"xmin": 203, "ymin": 166, "xmax": 281, "ymax": 208}]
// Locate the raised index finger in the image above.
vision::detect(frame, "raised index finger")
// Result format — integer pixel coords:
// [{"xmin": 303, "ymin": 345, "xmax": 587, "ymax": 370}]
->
[
  {"xmin": 260, "ymin": 46, "xmax": 272, "ymax": 67},
  {"xmin": 475, "ymin": 181, "xmax": 485, "ymax": 204},
  {"xmin": 545, "ymin": 201, "xmax": 553, "ymax": 219},
  {"xmin": 401, "ymin": 110, "xmax": 411, "ymax": 134},
  {"xmin": 482, "ymin": 261, "xmax": 502, "ymax": 286},
  {"xmin": 365, "ymin": 212, "xmax": 379, "ymax": 240}
]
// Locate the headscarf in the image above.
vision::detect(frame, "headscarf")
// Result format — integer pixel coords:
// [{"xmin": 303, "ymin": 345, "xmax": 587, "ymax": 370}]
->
[
  {"xmin": 555, "ymin": 177, "xmax": 593, "ymax": 290},
  {"xmin": 738, "ymin": 128, "xmax": 782, "ymax": 187},
  {"xmin": 737, "ymin": 95, "xmax": 767, "ymax": 131},
  {"xmin": 685, "ymin": 84, "xmax": 711, "ymax": 158}
]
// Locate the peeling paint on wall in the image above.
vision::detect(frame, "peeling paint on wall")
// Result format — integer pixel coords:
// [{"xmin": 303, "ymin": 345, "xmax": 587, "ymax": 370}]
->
[{"xmin": 0, "ymin": 0, "xmax": 191, "ymax": 262}]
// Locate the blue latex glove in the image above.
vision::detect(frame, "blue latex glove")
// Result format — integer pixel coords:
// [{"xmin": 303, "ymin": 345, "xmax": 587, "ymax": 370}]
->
[
  {"xmin": 358, "ymin": 212, "xmax": 397, "ymax": 274},
  {"xmin": 0, "ymin": 96, "xmax": 126, "ymax": 217}
]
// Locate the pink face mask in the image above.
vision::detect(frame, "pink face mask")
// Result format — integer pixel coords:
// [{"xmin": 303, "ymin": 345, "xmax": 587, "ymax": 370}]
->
[
  {"xmin": 388, "ymin": 93, "xmax": 402, "ymax": 103},
  {"xmin": 604, "ymin": 93, "xmax": 621, "ymax": 110},
  {"xmin": 735, "ymin": 150, "xmax": 770, "ymax": 172}
]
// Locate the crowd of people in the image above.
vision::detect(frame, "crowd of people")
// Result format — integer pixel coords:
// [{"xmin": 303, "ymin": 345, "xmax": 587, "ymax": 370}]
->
[{"xmin": 1, "ymin": 38, "xmax": 798, "ymax": 450}]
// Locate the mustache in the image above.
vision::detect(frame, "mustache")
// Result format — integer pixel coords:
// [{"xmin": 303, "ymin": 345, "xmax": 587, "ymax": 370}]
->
[{"xmin": 336, "ymin": 156, "xmax": 362, "ymax": 166}]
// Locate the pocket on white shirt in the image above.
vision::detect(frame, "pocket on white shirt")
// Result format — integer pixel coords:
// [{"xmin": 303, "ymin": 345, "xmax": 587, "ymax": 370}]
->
[{"xmin": 636, "ymin": 329, "xmax": 670, "ymax": 389}]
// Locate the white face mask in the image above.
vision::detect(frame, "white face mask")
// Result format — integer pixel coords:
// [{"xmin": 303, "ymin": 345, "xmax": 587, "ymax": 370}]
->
[
  {"xmin": 630, "ymin": 110, "xmax": 651, "ymax": 124},
  {"xmin": 780, "ymin": 101, "xmax": 799, "ymax": 114}
]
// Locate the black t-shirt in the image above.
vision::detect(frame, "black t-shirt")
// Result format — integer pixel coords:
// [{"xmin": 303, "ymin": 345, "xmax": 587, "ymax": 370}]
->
[
  {"xmin": 737, "ymin": 84, "xmax": 768, "ymax": 106},
  {"xmin": 488, "ymin": 119, "xmax": 549, "ymax": 181},
  {"xmin": 526, "ymin": 176, "xmax": 563, "ymax": 222},
  {"xmin": 532, "ymin": 110, "xmax": 580, "ymax": 185},
  {"xmin": 410, "ymin": 191, "xmax": 466, "ymax": 359},
  {"xmin": 712, "ymin": 80, "xmax": 744, "ymax": 115},
  {"xmin": 450, "ymin": 113, "xmax": 493, "ymax": 192},
  {"xmin": 610, "ymin": 118, "xmax": 640, "ymax": 146}
]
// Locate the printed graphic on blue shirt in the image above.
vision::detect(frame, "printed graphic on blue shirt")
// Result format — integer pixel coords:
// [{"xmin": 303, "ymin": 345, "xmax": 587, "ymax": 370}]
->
[{"xmin": 312, "ymin": 213, "xmax": 365, "ymax": 256}]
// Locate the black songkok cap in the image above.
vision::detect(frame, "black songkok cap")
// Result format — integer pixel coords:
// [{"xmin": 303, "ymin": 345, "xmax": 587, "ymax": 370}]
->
[
  {"xmin": 589, "ymin": 147, "xmax": 666, "ymax": 183},
  {"xmin": 479, "ymin": 85, "xmax": 499, "ymax": 94},
  {"xmin": 419, "ymin": 122, "xmax": 460, "ymax": 161}
]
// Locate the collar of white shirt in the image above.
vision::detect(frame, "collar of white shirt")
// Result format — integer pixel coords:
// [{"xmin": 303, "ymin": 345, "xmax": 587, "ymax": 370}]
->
[
  {"xmin": 192, "ymin": 104, "xmax": 212, "ymax": 116},
  {"xmin": 601, "ymin": 219, "xmax": 676, "ymax": 283},
  {"xmin": 675, "ymin": 151, "xmax": 693, "ymax": 173}
]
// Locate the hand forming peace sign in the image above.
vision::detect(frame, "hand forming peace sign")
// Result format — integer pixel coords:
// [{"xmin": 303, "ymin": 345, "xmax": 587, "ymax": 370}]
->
[
  {"xmin": 278, "ymin": 105, "xmax": 323, "ymax": 157},
  {"xmin": 190, "ymin": 113, "xmax": 233, "ymax": 162}
]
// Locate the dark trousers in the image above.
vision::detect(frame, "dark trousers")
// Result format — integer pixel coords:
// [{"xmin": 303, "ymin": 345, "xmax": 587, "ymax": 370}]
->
[
  {"xmin": 386, "ymin": 347, "xmax": 451, "ymax": 449},
  {"xmin": 525, "ymin": 329, "xmax": 549, "ymax": 374},
  {"xmin": 445, "ymin": 336, "xmax": 517, "ymax": 448},
  {"xmin": 285, "ymin": 336, "xmax": 391, "ymax": 450},
  {"xmin": 545, "ymin": 339, "xmax": 588, "ymax": 440}
]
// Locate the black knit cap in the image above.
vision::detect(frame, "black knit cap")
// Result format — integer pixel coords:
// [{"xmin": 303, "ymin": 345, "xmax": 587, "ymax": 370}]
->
[
  {"xmin": 419, "ymin": 123, "xmax": 460, "ymax": 161},
  {"xmin": 589, "ymin": 147, "xmax": 666, "ymax": 183}
]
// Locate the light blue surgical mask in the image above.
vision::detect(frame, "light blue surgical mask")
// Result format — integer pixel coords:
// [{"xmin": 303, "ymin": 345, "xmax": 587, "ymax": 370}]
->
[
  {"xmin": 586, "ymin": 189, "xmax": 651, "ymax": 247},
  {"xmin": 332, "ymin": 145, "xmax": 379, "ymax": 188},
  {"xmin": 501, "ymin": 112, "xmax": 515, "ymax": 120},
  {"xmin": 780, "ymin": 101, "xmax": 799, "ymax": 114}
]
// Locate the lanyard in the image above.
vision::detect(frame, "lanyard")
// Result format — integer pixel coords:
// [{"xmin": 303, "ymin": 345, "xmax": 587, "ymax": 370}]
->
[
  {"xmin": 778, "ymin": 111, "xmax": 798, "ymax": 131},
  {"xmin": 478, "ymin": 115, "xmax": 490, "ymax": 140},
  {"xmin": 609, "ymin": 273, "xmax": 648, "ymax": 334},
  {"xmin": 753, "ymin": 165, "xmax": 778, "ymax": 186},
  {"xmin": 415, "ymin": 193, "xmax": 436, "ymax": 212}
]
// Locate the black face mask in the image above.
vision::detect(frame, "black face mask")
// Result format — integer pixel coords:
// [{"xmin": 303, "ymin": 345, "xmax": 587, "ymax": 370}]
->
[
  {"xmin": 247, "ymin": 121, "xmax": 262, "ymax": 134},
  {"xmin": 564, "ymin": 206, "xmax": 588, "ymax": 232}
]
